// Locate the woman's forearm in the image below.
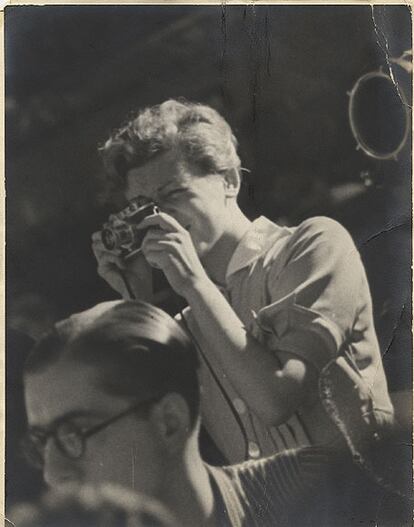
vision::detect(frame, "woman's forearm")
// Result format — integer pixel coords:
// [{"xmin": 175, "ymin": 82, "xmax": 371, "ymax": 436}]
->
[{"xmin": 184, "ymin": 278, "xmax": 309, "ymax": 425}]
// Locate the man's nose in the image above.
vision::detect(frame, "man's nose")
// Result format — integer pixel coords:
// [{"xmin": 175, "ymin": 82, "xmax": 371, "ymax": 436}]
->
[{"xmin": 43, "ymin": 439, "xmax": 82, "ymax": 489}]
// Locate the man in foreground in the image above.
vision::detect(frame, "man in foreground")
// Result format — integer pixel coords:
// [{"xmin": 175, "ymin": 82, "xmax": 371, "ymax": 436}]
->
[{"xmin": 23, "ymin": 300, "xmax": 331, "ymax": 527}]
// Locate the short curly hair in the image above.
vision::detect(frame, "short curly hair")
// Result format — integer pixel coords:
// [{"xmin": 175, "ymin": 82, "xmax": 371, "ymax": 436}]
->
[{"xmin": 99, "ymin": 99, "xmax": 241, "ymax": 195}]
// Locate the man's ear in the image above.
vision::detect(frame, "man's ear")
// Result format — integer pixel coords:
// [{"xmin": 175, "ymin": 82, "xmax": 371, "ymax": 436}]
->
[
  {"xmin": 223, "ymin": 168, "xmax": 240, "ymax": 197},
  {"xmin": 150, "ymin": 393, "xmax": 192, "ymax": 452}
]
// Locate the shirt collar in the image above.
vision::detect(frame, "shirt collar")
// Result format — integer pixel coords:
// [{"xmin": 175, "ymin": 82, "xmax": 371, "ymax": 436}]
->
[{"xmin": 225, "ymin": 216, "xmax": 291, "ymax": 281}]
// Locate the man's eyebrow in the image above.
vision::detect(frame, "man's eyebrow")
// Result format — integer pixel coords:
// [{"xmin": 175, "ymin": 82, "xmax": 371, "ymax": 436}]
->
[
  {"xmin": 59, "ymin": 409, "xmax": 108, "ymax": 420},
  {"xmin": 33, "ymin": 409, "xmax": 109, "ymax": 430}
]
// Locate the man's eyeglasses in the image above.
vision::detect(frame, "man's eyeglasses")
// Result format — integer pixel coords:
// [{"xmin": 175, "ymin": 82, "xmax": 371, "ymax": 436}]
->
[{"xmin": 21, "ymin": 396, "xmax": 161, "ymax": 470}]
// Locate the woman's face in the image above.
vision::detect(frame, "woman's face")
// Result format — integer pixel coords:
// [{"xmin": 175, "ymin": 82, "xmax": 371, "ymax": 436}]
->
[{"xmin": 125, "ymin": 150, "xmax": 232, "ymax": 258}]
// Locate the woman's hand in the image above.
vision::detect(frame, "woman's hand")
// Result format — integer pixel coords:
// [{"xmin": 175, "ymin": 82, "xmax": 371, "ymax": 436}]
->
[
  {"xmin": 91, "ymin": 231, "xmax": 154, "ymax": 301},
  {"xmin": 138, "ymin": 212, "xmax": 210, "ymax": 298}
]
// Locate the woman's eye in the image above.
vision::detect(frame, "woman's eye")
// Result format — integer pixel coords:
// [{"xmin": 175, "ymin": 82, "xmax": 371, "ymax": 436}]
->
[
  {"xmin": 169, "ymin": 190, "xmax": 185, "ymax": 198},
  {"xmin": 162, "ymin": 189, "xmax": 186, "ymax": 202}
]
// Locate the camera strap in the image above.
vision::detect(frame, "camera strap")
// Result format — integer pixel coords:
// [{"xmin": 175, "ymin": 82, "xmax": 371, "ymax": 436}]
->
[{"xmin": 120, "ymin": 270, "xmax": 136, "ymax": 300}]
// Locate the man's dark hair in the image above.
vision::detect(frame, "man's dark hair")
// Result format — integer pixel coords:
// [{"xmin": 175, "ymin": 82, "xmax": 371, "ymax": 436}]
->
[{"xmin": 24, "ymin": 301, "xmax": 200, "ymax": 425}]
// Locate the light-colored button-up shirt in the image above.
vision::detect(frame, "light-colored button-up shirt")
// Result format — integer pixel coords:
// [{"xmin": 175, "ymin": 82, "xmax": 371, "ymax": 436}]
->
[{"xmin": 182, "ymin": 216, "xmax": 393, "ymax": 463}]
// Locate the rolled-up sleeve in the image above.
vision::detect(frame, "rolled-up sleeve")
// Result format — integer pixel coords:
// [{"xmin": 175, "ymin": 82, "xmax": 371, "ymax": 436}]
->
[{"xmin": 254, "ymin": 217, "xmax": 365, "ymax": 371}]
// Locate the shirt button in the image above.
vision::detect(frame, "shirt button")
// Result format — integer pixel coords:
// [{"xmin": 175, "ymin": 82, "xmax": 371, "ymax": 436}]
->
[
  {"xmin": 233, "ymin": 398, "xmax": 247, "ymax": 415},
  {"xmin": 248, "ymin": 441, "xmax": 261, "ymax": 459}
]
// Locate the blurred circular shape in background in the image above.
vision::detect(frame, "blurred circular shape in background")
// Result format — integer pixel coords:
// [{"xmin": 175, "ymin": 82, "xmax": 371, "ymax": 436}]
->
[{"xmin": 348, "ymin": 67, "xmax": 411, "ymax": 160}]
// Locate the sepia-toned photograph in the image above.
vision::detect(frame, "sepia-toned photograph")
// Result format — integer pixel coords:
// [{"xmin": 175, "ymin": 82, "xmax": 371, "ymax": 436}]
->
[{"xmin": 5, "ymin": 4, "xmax": 412, "ymax": 526}]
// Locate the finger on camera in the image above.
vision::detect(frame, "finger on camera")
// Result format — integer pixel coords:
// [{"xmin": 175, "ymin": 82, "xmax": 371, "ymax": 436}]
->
[
  {"xmin": 108, "ymin": 213, "xmax": 120, "ymax": 222},
  {"xmin": 92, "ymin": 238, "xmax": 122, "ymax": 257},
  {"xmin": 91, "ymin": 231, "xmax": 102, "ymax": 242},
  {"xmin": 92, "ymin": 243, "xmax": 109, "ymax": 259},
  {"xmin": 137, "ymin": 212, "xmax": 181, "ymax": 232},
  {"xmin": 143, "ymin": 230, "xmax": 181, "ymax": 244},
  {"xmin": 96, "ymin": 249, "xmax": 126, "ymax": 268},
  {"xmin": 91, "ymin": 239, "xmax": 106, "ymax": 255},
  {"xmin": 142, "ymin": 239, "xmax": 178, "ymax": 257}
]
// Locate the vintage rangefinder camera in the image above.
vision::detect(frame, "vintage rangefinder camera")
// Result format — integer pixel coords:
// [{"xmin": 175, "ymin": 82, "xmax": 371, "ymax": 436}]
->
[{"xmin": 101, "ymin": 198, "xmax": 158, "ymax": 258}]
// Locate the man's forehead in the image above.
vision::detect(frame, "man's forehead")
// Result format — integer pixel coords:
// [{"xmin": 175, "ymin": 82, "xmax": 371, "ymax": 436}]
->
[{"xmin": 24, "ymin": 359, "xmax": 126, "ymax": 427}]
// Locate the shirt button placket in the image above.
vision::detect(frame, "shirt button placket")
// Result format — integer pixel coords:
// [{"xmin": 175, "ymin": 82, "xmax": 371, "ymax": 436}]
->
[
  {"xmin": 233, "ymin": 398, "xmax": 247, "ymax": 415},
  {"xmin": 233, "ymin": 398, "xmax": 261, "ymax": 459}
]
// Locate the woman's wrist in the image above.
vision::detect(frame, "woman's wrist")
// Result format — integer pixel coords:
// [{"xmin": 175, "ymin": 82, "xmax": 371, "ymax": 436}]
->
[{"xmin": 181, "ymin": 275, "xmax": 217, "ymax": 304}]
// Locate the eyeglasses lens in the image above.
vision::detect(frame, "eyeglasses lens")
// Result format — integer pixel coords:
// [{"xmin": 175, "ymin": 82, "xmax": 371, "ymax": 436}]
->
[
  {"xmin": 56, "ymin": 422, "xmax": 84, "ymax": 459},
  {"xmin": 21, "ymin": 421, "xmax": 84, "ymax": 469},
  {"xmin": 21, "ymin": 433, "xmax": 45, "ymax": 469}
]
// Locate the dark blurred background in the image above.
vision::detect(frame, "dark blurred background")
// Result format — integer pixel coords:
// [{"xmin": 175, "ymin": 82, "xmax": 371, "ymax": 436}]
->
[{"xmin": 5, "ymin": 3, "xmax": 412, "ymax": 506}]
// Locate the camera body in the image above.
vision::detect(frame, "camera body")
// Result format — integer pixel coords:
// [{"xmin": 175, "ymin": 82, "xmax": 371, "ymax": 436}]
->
[{"xmin": 101, "ymin": 198, "xmax": 158, "ymax": 259}]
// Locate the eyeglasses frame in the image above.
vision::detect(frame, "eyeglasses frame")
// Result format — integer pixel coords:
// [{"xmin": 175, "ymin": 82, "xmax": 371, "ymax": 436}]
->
[{"xmin": 22, "ymin": 395, "xmax": 162, "ymax": 468}]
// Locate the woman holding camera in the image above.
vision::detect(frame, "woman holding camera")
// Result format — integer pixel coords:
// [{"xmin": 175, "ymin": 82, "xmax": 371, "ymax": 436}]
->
[{"xmin": 92, "ymin": 99, "xmax": 393, "ymax": 466}]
